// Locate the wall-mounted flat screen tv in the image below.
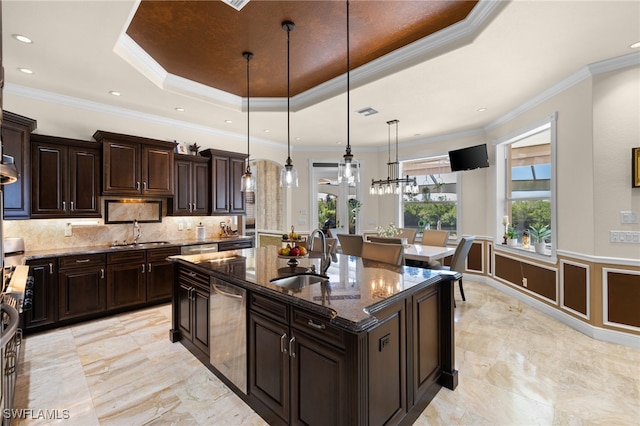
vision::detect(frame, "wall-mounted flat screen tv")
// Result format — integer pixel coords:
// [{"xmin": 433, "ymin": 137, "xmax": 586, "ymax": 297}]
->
[{"xmin": 448, "ymin": 144, "xmax": 490, "ymax": 171}]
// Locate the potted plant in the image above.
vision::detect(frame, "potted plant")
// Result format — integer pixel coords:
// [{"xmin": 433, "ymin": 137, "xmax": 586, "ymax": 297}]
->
[
  {"xmin": 529, "ymin": 224, "xmax": 551, "ymax": 254},
  {"xmin": 506, "ymin": 226, "xmax": 518, "ymax": 247}
]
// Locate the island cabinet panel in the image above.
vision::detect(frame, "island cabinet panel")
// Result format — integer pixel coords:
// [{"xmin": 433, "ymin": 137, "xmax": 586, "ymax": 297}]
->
[
  {"xmin": 412, "ymin": 285, "xmax": 441, "ymax": 402},
  {"xmin": 58, "ymin": 254, "xmax": 106, "ymax": 321},
  {"xmin": 24, "ymin": 258, "xmax": 57, "ymax": 331},
  {"xmin": 1, "ymin": 111, "xmax": 36, "ymax": 219},
  {"xmin": 94, "ymin": 130, "xmax": 175, "ymax": 196},
  {"xmin": 367, "ymin": 300, "xmax": 407, "ymax": 426},
  {"xmin": 176, "ymin": 266, "xmax": 210, "ymax": 358}
]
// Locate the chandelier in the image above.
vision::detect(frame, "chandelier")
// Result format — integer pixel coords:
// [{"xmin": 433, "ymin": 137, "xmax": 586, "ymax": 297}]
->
[{"xmin": 370, "ymin": 119, "xmax": 419, "ymax": 195}]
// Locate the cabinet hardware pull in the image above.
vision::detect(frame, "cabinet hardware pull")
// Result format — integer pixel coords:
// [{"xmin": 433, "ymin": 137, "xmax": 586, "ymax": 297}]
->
[
  {"xmin": 62, "ymin": 201, "xmax": 66, "ymax": 211},
  {"xmin": 136, "ymin": 181, "xmax": 140, "ymax": 190},
  {"xmin": 148, "ymin": 263, "xmax": 152, "ymax": 272},
  {"xmin": 141, "ymin": 264, "xmax": 145, "ymax": 273},
  {"xmin": 187, "ymin": 271, "xmax": 197, "ymax": 277},
  {"xmin": 75, "ymin": 259, "xmax": 90, "ymax": 263},
  {"xmin": 289, "ymin": 336, "xmax": 296, "ymax": 358},
  {"xmin": 280, "ymin": 333, "xmax": 288, "ymax": 354},
  {"xmin": 143, "ymin": 181, "xmax": 147, "ymax": 190},
  {"xmin": 187, "ymin": 287, "xmax": 192, "ymax": 300},
  {"xmin": 49, "ymin": 263, "xmax": 53, "ymax": 274},
  {"xmin": 307, "ymin": 319, "xmax": 326, "ymax": 330},
  {"xmin": 100, "ymin": 269, "xmax": 104, "ymax": 279},
  {"xmin": 70, "ymin": 201, "xmax": 74, "ymax": 211}
]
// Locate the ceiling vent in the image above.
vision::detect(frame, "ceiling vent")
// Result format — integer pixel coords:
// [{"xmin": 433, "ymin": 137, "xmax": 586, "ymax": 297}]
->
[
  {"xmin": 357, "ymin": 107, "xmax": 379, "ymax": 117},
  {"xmin": 221, "ymin": 0, "xmax": 250, "ymax": 11}
]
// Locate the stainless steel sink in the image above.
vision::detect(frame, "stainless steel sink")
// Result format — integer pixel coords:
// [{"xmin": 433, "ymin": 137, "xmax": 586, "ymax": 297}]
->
[
  {"xmin": 110, "ymin": 241, "xmax": 171, "ymax": 249},
  {"xmin": 269, "ymin": 273, "xmax": 328, "ymax": 290}
]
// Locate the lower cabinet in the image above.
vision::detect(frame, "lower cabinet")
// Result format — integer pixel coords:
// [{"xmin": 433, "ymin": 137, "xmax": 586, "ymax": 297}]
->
[
  {"xmin": 107, "ymin": 250, "xmax": 146, "ymax": 309},
  {"xmin": 249, "ymin": 293, "xmax": 349, "ymax": 426},
  {"xmin": 23, "ymin": 258, "xmax": 57, "ymax": 330},
  {"xmin": 177, "ymin": 265, "xmax": 210, "ymax": 357},
  {"xmin": 58, "ymin": 253, "xmax": 106, "ymax": 321},
  {"xmin": 147, "ymin": 247, "xmax": 180, "ymax": 302}
]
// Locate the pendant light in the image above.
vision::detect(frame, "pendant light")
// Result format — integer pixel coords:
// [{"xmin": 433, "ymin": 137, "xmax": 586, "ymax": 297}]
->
[
  {"xmin": 279, "ymin": 21, "xmax": 298, "ymax": 188},
  {"xmin": 337, "ymin": 0, "xmax": 360, "ymax": 184},
  {"xmin": 241, "ymin": 51, "xmax": 256, "ymax": 192}
]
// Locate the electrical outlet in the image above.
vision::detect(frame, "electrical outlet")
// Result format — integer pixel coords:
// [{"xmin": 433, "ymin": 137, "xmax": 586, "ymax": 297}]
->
[
  {"xmin": 522, "ymin": 277, "xmax": 528, "ymax": 287},
  {"xmin": 186, "ymin": 221, "xmax": 192, "ymax": 230},
  {"xmin": 178, "ymin": 222, "xmax": 184, "ymax": 231},
  {"xmin": 64, "ymin": 223, "xmax": 73, "ymax": 237}
]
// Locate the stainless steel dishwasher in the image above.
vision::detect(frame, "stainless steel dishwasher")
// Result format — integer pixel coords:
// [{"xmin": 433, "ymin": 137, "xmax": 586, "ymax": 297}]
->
[{"xmin": 209, "ymin": 276, "xmax": 247, "ymax": 394}]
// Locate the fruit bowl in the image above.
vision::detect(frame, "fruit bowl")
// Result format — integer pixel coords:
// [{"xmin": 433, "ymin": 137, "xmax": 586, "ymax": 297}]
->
[{"xmin": 278, "ymin": 253, "xmax": 309, "ymax": 267}]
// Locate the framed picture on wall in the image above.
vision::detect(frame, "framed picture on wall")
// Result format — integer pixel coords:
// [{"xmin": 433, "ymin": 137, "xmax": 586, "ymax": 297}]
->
[
  {"xmin": 634, "ymin": 147, "xmax": 640, "ymax": 188},
  {"xmin": 176, "ymin": 143, "xmax": 188, "ymax": 154}
]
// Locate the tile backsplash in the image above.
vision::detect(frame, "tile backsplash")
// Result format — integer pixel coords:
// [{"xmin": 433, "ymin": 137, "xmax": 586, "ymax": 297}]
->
[{"xmin": 3, "ymin": 215, "xmax": 239, "ymax": 252}]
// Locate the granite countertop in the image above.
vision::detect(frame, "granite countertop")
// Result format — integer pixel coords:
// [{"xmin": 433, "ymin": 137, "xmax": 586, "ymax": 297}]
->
[
  {"xmin": 13, "ymin": 236, "xmax": 254, "ymax": 264},
  {"xmin": 173, "ymin": 246, "xmax": 459, "ymax": 332}
]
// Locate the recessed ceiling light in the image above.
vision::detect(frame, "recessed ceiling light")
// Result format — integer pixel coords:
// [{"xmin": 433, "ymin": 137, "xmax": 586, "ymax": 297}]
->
[
  {"xmin": 263, "ymin": 129, "xmax": 270, "ymax": 133},
  {"xmin": 109, "ymin": 91, "xmax": 121, "ymax": 96},
  {"xmin": 335, "ymin": 141, "xmax": 342, "ymax": 145},
  {"xmin": 295, "ymin": 137, "xmax": 301, "ymax": 141},
  {"xmin": 477, "ymin": 107, "xmax": 487, "ymax": 112},
  {"xmin": 13, "ymin": 34, "xmax": 33, "ymax": 44},
  {"xmin": 224, "ymin": 119, "xmax": 232, "ymax": 123},
  {"xmin": 17, "ymin": 67, "xmax": 33, "ymax": 74},
  {"xmin": 175, "ymin": 107, "xmax": 185, "ymax": 112},
  {"xmin": 631, "ymin": 41, "xmax": 640, "ymax": 49}
]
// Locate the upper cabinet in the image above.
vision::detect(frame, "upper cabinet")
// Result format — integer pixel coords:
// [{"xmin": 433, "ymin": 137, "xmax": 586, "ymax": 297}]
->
[
  {"xmin": 93, "ymin": 131, "xmax": 176, "ymax": 197},
  {"xmin": 168, "ymin": 154, "xmax": 209, "ymax": 216},
  {"xmin": 31, "ymin": 134, "xmax": 101, "ymax": 218},
  {"xmin": 1, "ymin": 111, "xmax": 37, "ymax": 219},
  {"xmin": 201, "ymin": 149, "xmax": 246, "ymax": 214}
]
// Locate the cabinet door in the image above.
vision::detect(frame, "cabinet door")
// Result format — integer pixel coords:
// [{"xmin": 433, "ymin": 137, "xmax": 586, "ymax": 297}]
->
[
  {"xmin": 103, "ymin": 141, "xmax": 139, "ymax": 195},
  {"xmin": 211, "ymin": 155, "xmax": 230, "ymax": 213},
  {"xmin": 142, "ymin": 145, "xmax": 173, "ymax": 196},
  {"xmin": 31, "ymin": 142, "xmax": 67, "ymax": 217},
  {"xmin": 106, "ymin": 262, "xmax": 146, "ymax": 310},
  {"xmin": 412, "ymin": 285, "xmax": 441, "ymax": 402},
  {"xmin": 173, "ymin": 159, "xmax": 192, "ymax": 215},
  {"xmin": 290, "ymin": 330, "xmax": 348, "ymax": 426},
  {"xmin": 146, "ymin": 247, "xmax": 179, "ymax": 302},
  {"xmin": 192, "ymin": 286, "xmax": 210, "ymax": 355},
  {"xmin": 1, "ymin": 112, "xmax": 35, "ymax": 219},
  {"xmin": 24, "ymin": 258, "xmax": 57, "ymax": 330},
  {"xmin": 229, "ymin": 156, "xmax": 246, "ymax": 213},
  {"xmin": 178, "ymin": 283, "xmax": 193, "ymax": 341},
  {"xmin": 192, "ymin": 160, "xmax": 209, "ymax": 214},
  {"xmin": 68, "ymin": 146, "xmax": 100, "ymax": 216},
  {"xmin": 249, "ymin": 312, "xmax": 290, "ymax": 423},
  {"xmin": 58, "ymin": 266, "xmax": 106, "ymax": 321}
]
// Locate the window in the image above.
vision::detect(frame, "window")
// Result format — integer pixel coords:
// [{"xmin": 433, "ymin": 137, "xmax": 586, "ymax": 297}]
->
[
  {"xmin": 401, "ymin": 156, "xmax": 458, "ymax": 240},
  {"xmin": 496, "ymin": 114, "xmax": 556, "ymax": 256}
]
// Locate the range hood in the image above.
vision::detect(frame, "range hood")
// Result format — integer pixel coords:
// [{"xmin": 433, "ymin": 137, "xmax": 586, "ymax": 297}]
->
[{"xmin": 0, "ymin": 154, "xmax": 18, "ymax": 185}]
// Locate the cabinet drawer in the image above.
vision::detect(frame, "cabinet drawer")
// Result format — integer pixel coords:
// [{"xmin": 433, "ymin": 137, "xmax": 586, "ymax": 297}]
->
[
  {"xmin": 292, "ymin": 308, "xmax": 346, "ymax": 349},
  {"xmin": 147, "ymin": 246, "xmax": 180, "ymax": 262},
  {"xmin": 59, "ymin": 253, "xmax": 105, "ymax": 270},
  {"xmin": 178, "ymin": 266, "xmax": 209, "ymax": 290},
  {"xmin": 218, "ymin": 239, "xmax": 253, "ymax": 251},
  {"xmin": 250, "ymin": 292, "xmax": 289, "ymax": 324},
  {"xmin": 107, "ymin": 250, "xmax": 146, "ymax": 265}
]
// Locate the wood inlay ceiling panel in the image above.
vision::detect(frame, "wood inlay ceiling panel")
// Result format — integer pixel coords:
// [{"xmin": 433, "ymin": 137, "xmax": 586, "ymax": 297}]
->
[{"xmin": 126, "ymin": 0, "xmax": 477, "ymax": 98}]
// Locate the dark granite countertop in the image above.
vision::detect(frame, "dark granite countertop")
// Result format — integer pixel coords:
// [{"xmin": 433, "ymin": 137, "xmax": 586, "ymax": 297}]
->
[
  {"xmin": 12, "ymin": 236, "xmax": 253, "ymax": 264},
  {"xmin": 173, "ymin": 246, "xmax": 459, "ymax": 332}
]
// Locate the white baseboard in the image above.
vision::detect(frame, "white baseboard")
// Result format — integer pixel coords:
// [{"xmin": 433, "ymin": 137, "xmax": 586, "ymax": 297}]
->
[{"xmin": 466, "ymin": 275, "xmax": 640, "ymax": 349}]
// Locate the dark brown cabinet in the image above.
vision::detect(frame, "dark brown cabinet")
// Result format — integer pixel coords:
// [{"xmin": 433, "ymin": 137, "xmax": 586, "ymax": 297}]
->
[
  {"xmin": 218, "ymin": 239, "xmax": 253, "ymax": 252},
  {"xmin": 169, "ymin": 154, "xmax": 209, "ymax": 215},
  {"xmin": 106, "ymin": 250, "xmax": 146, "ymax": 310},
  {"xmin": 1, "ymin": 111, "xmax": 36, "ymax": 219},
  {"xmin": 177, "ymin": 265, "xmax": 210, "ymax": 357},
  {"xmin": 93, "ymin": 130, "xmax": 175, "ymax": 196},
  {"xmin": 249, "ymin": 293, "xmax": 348, "ymax": 426},
  {"xmin": 412, "ymin": 285, "xmax": 441, "ymax": 403},
  {"xmin": 23, "ymin": 257, "xmax": 57, "ymax": 331},
  {"xmin": 58, "ymin": 253, "xmax": 106, "ymax": 321},
  {"xmin": 146, "ymin": 246, "xmax": 180, "ymax": 302},
  {"xmin": 31, "ymin": 134, "xmax": 101, "ymax": 218},
  {"xmin": 201, "ymin": 149, "xmax": 246, "ymax": 214}
]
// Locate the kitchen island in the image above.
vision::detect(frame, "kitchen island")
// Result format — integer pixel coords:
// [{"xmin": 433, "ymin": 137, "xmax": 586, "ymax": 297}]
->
[{"xmin": 170, "ymin": 246, "xmax": 460, "ymax": 426}]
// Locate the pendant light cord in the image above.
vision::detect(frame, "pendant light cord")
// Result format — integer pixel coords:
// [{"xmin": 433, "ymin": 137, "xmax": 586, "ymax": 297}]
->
[
  {"xmin": 243, "ymin": 52, "xmax": 253, "ymax": 169},
  {"xmin": 285, "ymin": 22, "xmax": 293, "ymax": 165},
  {"xmin": 346, "ymin": 0, "xmax": 351, "ymax": 156}
]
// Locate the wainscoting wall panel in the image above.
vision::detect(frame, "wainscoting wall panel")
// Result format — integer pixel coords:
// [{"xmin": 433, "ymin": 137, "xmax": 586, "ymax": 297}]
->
[
  {"xmin": 603, "ymin": 268, "xmax": 640, "ymax": 332},
  {"xmin": 494, "ymin": 253, "xmax": 558, "ymax": 302},
  {"xmin": 560, "ymin": 260, "xmax": 589, "ymax": 319}
]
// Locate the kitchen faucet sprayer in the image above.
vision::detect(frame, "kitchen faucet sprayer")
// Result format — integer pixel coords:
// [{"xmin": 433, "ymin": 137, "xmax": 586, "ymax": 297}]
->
[{"xmin": 308, "ymin": 229, "xmax": 331, "ymax": 274}]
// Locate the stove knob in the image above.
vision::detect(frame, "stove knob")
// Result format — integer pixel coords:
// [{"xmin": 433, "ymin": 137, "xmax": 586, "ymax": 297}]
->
[
  {"xmin": 22, "ymin": 298, "xmax": 33, "ymax": 311},
  {"xmin": 25, "ymin": 276, "xmax": 34, "ymax": 290}
]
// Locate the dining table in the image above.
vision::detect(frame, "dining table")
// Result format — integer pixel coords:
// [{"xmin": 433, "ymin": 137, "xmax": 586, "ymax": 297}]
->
[{"xmin": 403, "ymin": 244, "xmax": 455, "ymax": 262}]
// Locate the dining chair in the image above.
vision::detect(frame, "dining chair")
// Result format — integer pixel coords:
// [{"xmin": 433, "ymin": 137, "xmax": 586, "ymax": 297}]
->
[
  {"xmin": 337, "ymin": 234, "xmax": 364, "ymax": 256},
  {"xmin": 396, "ymin": 228, "xmax": 417, "ymax": 244},
  {"xmin": 361, "ymin": 241, "xmax": 404, "ymax": 266},
  {"xmin": 438, "ymin": 236, "xmax": 475, "ymax": 302},
  {"xmin": 420, "ymin": 230, "xmax": 449, "ymax": 247},
  {"xmin": 367, "ymin": 236, "xmax": 403, "ymax": 245}
]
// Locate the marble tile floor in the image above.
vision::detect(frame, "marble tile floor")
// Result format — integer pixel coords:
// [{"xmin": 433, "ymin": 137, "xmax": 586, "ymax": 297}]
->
[{"xmin": 13, "ymin": 280, "xmax": 640, "ymax": 425}]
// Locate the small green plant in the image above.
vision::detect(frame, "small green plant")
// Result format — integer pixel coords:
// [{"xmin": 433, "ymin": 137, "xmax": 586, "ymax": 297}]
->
[
  {"xmin": 376, "ymin": 223, "xmax": 400, "ymax": 238},
  {"xmin": 529, "ymin": 224, "xmax": 551, "ymax": 243},
  {"xmin": 506, "ymin": 226, "xmax": 516, "ymax": 239}
]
